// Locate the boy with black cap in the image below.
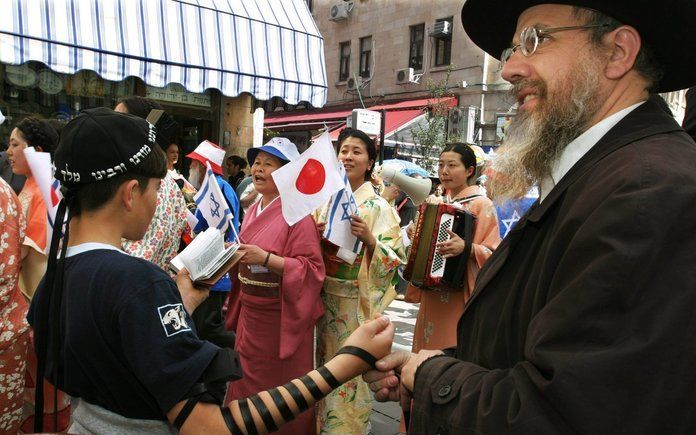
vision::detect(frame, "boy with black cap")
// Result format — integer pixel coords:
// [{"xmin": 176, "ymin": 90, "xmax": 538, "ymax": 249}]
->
[{"xmin": 28, "ymin": 107, "xmax": 396, "ymax": 434}]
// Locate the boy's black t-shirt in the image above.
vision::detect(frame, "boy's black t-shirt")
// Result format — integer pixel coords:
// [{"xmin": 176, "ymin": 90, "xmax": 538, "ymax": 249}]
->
[{"xmin": 28, "ymin": 246, "xmax": 219, "ymax": 420}]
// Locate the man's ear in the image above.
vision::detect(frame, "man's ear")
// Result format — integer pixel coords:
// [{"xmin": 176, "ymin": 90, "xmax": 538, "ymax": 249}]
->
[
  {"xmin": 121, "ymin": 179, "xmax": 141, "ymax": 212},
  {"xmin": 603, "ymin": 25, "xmax": 642, "ymax": 81}
]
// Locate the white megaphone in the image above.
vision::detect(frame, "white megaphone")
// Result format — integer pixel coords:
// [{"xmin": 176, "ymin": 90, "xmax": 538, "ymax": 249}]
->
[{"xmin": 377, "ymin": 165, "xmax": 432, "ymax": 205}]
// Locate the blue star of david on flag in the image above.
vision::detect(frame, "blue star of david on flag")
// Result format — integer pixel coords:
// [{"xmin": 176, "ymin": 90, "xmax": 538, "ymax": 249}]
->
[{"xmin": 209, "ymin": 192, "xmax": 221, "ymax": 218}]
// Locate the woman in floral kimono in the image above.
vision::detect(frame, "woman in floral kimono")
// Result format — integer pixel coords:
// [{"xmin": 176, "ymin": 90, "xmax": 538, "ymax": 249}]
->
[
  {"xmin": 408, "ymin": 143, "xmax": 501, "ymax": 353},
  {"xmin": 225, "ymin": 138, "xmax": 325, "ymax": 435},
  {"xmin": 6, "ymin": 117, "xmax": 71, "ymax": 432},
  {"xmin": 0, "ymin": 178, "xmax": 28, "ymax": 434},
  {"xmin": 315, "ymin": 128, "xmax": 406, "ymax": 434}
]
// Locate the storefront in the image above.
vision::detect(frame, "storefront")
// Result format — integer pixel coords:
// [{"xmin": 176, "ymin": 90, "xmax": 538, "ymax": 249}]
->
[{"xmin": 0, "ymin": 0, "xmax": 327, "ymax": 163}]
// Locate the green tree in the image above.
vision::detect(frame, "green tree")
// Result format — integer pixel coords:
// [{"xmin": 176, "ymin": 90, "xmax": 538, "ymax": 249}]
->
[{"xmin": 410, "ymin": 65, "xmax": 457, "ymax": 171}]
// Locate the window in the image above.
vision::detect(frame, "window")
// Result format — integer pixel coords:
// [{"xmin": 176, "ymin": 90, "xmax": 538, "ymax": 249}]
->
[
  {"xmin": 339, "ymin": 41, "xmax": 351, "ymax": 82},
  {"xmin": 359, "ymin": 36, "xmax": 372, "ymax": 78},
  {"xmin": 409, "ymin": 24, "xmax": 425, "ymax": 70},
  {"xmin": 433, "ymin": 17, "xmax": 453, "ymax": 67}
]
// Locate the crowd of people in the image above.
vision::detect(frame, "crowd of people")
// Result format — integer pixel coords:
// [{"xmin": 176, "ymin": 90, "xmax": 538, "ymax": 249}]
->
[{"xmin": 1, "ymin": 0, "xmax": 696, "ymax": 434}]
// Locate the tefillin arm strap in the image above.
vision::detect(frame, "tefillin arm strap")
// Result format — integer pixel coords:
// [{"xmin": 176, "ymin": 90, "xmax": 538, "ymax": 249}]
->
[
  {"xmin": 218, "ymin": 366, "xmax": 343, "ymax": 434},
  {"xmin": 217, "ymin": 346, "xmax": 378, "ymax": 434}
]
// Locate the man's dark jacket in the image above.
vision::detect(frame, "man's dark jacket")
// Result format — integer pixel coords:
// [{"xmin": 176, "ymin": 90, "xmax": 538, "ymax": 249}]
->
[{"xmin": 411, "ymin": 100, "xmax": 696, "ymax": 434}]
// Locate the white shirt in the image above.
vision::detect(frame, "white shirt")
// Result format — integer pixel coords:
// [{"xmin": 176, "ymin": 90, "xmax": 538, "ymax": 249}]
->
[{"xmin": 539, "ymin": 102, "xmax": 644, "ymax": 202}]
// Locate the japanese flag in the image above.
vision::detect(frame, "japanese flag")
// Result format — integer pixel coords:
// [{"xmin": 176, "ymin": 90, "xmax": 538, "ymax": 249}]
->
[
  {"xmin": 193, "ymin": 161, "xmax": 234, "ymax": 234},
  {"xmin": 24, "ymin": 147, "xmax": 63, "ymax": 253},
  {"xmin": 272, "ymin": 132, "xmax": 344, "ymax": 226}
]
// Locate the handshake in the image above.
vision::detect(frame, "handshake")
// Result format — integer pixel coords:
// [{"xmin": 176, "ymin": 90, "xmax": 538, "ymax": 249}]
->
[{"xmin": 342, "ymin": 314, "xmax": 446, "ymax": 413}]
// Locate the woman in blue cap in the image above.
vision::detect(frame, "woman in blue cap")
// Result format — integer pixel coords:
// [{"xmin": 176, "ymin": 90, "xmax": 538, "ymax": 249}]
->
[{"xmin": 225, "ymin": 137, "xmax": 326, "ymax": 435}]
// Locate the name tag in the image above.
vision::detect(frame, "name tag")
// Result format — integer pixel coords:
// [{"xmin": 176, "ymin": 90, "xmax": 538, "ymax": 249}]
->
[{"xmin": 249, "ymin": 264, "xmax": 270, "ymax": 274}]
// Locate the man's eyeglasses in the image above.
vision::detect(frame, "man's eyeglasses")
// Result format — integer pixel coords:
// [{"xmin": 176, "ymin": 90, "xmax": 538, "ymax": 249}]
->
[{"xmin": 500, "ymin": 24, "xmax": 610, "ymax": 66}]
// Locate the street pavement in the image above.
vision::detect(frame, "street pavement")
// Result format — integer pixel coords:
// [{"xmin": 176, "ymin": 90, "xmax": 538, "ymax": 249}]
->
[{"xmin": 368, "ymin": 299, "xmax": 419, "ymax": 435}]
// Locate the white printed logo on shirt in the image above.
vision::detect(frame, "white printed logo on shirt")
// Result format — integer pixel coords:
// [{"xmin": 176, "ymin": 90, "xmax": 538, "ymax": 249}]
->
[{"xmin": 158, "ymin": 304, "xmax": 191, "ymax": 337}]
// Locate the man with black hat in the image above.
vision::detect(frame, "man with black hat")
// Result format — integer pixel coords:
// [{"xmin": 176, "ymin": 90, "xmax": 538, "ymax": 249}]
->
[{"xmin": 364, "ymin": 1, "xmax": 696, "ymax": 433}]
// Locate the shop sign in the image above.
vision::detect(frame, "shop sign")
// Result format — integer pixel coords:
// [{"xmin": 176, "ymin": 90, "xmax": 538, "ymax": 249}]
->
[
  {"xmin": 146, "ymin": 83, "xmax": 211, "ymax": 107},
  {"xmin": 346, "ymin": 109, "xmax": 381, "ymax": 136}
]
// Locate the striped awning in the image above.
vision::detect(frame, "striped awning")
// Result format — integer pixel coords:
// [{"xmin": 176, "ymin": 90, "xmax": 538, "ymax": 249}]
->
[{"xmin": 0, "ymin": 0, "xmax": 327, "ymax": 107}]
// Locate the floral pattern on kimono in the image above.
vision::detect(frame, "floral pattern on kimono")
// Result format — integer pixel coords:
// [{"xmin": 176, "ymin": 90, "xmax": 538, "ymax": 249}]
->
[
  {"xmin": 315, "ymin": 181, "xmax": 406, "ymax": 434},
  {"xmin": 122, "ymin": 173, "xmax": 187, "ymax": 270},
  {"xmin": 409, "ymin": 185, "xmax": 501, "ymax": 352},
  {"xmin": 0, "ymin": 178, "xmax": 29, "ymax": 434}
]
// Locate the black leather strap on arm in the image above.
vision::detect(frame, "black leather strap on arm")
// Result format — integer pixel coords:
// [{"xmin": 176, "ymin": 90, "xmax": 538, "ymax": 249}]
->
[
  {"xmin": 249, "ymin": 394, "xmax": 278, "ymax": 432},
  {"xmin": 282, "ymin": 381, "xmax": 309, "ymax": 412},
  {"xmin": 299, "ymin": 375, "xmax": 324, "ymax": 400},
  {"xmin": 268, "ymin": 387, "xmax": 295, "ymax": 422},
  {"xmin": 173, "ymin": 396, "xmax": 200, "ymax": 430},
  {"xmin": 317, "ymin": 366, "xmax": 341, "ymax": 390},
  {"xmin": 335, "ymin": 345, "xmax": 378, "ymax": 368},
  {"xmin": 220, "ymin": 406, "xmax": 244, "ymax": 435},
  {"xmin": 237, "ymin": 398, "xmax": 259, "ymax": 435}
]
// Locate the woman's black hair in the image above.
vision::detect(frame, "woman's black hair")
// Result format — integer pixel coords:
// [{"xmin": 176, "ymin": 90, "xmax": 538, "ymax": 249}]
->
[
  {"xmin": 15, "ymin": 117, "xmax": 59, "ymax": 157},
  {"xmin": 441, "ymin": 143, "xmax": 476, "ymax": 169},
  {"xmin": 337, "ymin": 127, "xmax": 377, "ymax": 180}
]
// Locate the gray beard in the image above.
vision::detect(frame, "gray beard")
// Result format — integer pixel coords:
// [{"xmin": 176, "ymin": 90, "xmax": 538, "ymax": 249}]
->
[
  {"xmin": 487, "ymin": 60, "xmax": 603, "ymax": 203},
  {"xmin": 188, "ymin": 167, "xmax": 203, "ymax": 190}
]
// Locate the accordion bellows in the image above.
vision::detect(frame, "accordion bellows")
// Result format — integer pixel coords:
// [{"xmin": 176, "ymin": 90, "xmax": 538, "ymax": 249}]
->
[{"xmin": 404, "ymin": 203, "xmax": 475, "ymax": 291}]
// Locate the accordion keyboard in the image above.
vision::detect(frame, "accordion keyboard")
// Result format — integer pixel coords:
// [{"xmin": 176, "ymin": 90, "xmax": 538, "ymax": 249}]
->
[{"xmin": 430, "ymin": 213, "xmax": 454, "ymax": 277}]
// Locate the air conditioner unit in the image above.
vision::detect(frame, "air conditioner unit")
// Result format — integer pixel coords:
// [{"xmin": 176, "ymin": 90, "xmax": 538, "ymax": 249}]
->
[
  {"xmin": 429, "ymin": 21, "xmax": 451, "ymax": 37},
  {"xmin": 448, "ymin": 106, "xmax": 480, "ymax": 142},
  {"xmin": 395, "ymin": 67, "xmax": 416, "ymax": 85},
  {"xmin": 346, "ymin": 76, "xmax": 363, "ymax": 90},
  {"xmin": 329, "ymin": 1, "xmax": 353, "ymax": 21}
]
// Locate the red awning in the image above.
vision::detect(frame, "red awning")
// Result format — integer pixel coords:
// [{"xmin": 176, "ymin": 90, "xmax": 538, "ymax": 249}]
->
[{"xmin": 266, "ymin": 96, "xmax": 457, "ymax": 129}]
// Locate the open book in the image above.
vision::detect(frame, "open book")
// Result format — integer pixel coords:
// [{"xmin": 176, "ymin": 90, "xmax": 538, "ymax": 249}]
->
[{"xmin": 170, "ymin": 228, "xmax": 242, "ymax": 285}]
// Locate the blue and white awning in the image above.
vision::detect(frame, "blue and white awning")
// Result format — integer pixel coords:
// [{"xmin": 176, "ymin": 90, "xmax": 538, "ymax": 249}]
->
[{"xmin": 0, "ymin": 0, "xmax": 327, "ymax": 107}]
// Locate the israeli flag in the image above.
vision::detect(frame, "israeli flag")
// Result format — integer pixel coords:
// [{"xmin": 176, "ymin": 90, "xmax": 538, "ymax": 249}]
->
[
  {"xmin": 324, "ymin": 162, "xmax": 362, "ymax": 264},
  {"xmin": 193, "ymin": 161, "xmax": 234, "ymax": 235}
]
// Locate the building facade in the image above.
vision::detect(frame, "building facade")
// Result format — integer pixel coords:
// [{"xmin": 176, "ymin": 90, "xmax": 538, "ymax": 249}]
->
[{"xmin": 311, "ymin": 0, "xmax": 511, "ymax": 147}]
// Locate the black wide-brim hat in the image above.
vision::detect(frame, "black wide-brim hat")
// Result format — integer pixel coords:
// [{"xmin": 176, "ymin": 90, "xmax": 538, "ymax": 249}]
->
[{"xmin": 461, "ymin": 0, "xmax": 696, "ymax": 92}]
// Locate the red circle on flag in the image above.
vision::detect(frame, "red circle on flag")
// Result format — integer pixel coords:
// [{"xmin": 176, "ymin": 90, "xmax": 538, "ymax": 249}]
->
[{"xmin": 296, "ymin": 158, "xmax": 326, "ymax": 195}]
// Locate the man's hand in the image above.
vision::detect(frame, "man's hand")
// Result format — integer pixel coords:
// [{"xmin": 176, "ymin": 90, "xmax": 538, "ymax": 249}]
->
[
  {"xmin": 175, "ymin": 268, "xmax": 210, "ymax": 314},
  {"xmin": 437, "ymin": 230, "xmax": 466, "ymax": 258},
  {"xmin": 400, "ymin": 349, "xmax": 444, "ymax": 391},
  {"xmin": 363, "ymin": 350, "xmax": 413, "ymax": 403}
]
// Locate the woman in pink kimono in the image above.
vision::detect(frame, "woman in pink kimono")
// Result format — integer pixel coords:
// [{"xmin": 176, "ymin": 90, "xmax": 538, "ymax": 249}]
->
[{"xmin": 225, "ymin": 138, "xmax": 325, "ymax": 435}]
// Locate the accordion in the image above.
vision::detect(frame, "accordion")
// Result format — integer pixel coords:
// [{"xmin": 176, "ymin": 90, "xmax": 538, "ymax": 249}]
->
[{"xmin": 404, "ymin": 203, "xmax": 475, "ymax": 291}]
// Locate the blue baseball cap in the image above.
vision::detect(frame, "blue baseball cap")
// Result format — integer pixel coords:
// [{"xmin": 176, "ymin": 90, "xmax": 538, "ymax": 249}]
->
[{"xmin": 247, "ymin": 137, "xmax": 300, "ymax": 166}]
